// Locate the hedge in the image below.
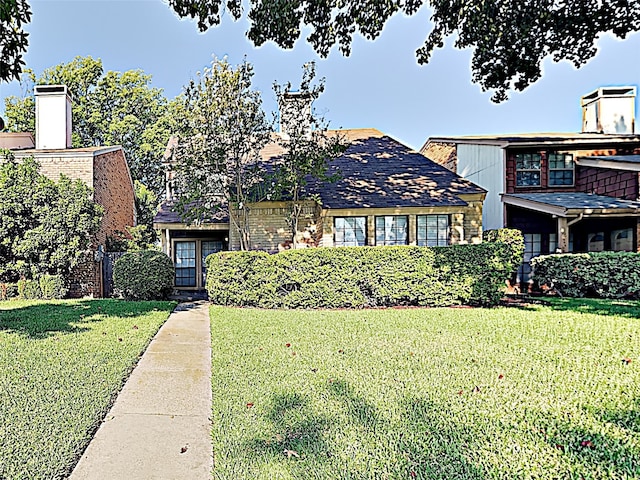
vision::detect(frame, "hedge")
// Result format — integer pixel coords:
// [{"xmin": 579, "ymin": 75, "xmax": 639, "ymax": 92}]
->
[
  {"xmin": 531, "ymin": 251, "xmax": 640, "ymax": 299},
  {"xmin": 206, "ymin": 243, "xmax": 515, "ymax": 308},
  {"xmin": 0, "ymin": 275, "xmax": 67, "ymax": 301},
  {"xmin": 113, "ymin": 250, "xmax": 174, "ymax": 300}
]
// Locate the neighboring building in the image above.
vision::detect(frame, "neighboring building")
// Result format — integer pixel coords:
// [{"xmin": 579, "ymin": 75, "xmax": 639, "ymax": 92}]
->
[
  {"xmin": 155, "ymin": 128, "xmax": 487, "ymax": 291},
  {"xmin": 0, "ymin": 85, "xmax": 136, "ymax": 297},
  {"xmin": 422, "ymin": 86, "xmax": 640, "ymax": 283}
]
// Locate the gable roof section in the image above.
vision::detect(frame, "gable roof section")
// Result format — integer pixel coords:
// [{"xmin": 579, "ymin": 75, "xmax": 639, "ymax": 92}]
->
[{"xmin": 308, "ymin": 131, "xmax": 485, "ymax": 209}]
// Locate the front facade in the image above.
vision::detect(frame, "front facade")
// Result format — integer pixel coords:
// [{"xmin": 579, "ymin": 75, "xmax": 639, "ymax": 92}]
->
[
  {"xmin": 155, "ymin": 129, "xmax": 486, "ymax": 291},
  {"xmin": 422, "ymin": 87, "xmax": 640, "ymax": 283},
  {"xmin": 0, "ymin": 85, "xmax": 136, "ymax": 297}
]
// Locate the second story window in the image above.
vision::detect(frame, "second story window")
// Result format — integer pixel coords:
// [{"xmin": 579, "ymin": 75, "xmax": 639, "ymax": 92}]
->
[
  {"xmin": 548, "ymin": 153, "xmax": 574, "ymax": 186},
  {"xmin": 515, "ymin": 153, "xmax": 541, "ymax": 187}
]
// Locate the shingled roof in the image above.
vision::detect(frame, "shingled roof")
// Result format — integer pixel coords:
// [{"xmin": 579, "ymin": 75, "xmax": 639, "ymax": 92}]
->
[
  {"xmin": 154, "ymin": 128, "xmax": 485, "ymax": 225},
  {"xmin": 305, "ymin": 130, "xmax": 485, "ymax": 209}
]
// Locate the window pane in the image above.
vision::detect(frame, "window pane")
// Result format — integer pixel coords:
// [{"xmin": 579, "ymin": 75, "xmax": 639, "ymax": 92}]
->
[
  {"xmin": 416, "ymin": 215, "xmax": 449, "ymax": 247},
  {"xmin": 516, "ymin": 171, "xmax": 541, "ymax": 186},
  {"xmin": 375, "ymin": 216, "xmax": 408, "ymax": 246},
  {"xmin": 334, "ymin": 217, "xmax": 367, "ymax": 247},
  {"xmin": 175, "ymin": 241, "xmax": 196, "ymax": 287}
]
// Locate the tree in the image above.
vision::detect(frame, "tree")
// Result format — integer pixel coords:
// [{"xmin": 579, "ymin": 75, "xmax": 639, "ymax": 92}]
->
[
  {"xmin": 0, "ymin": 151, "xmax": 103, "ymax": 282},
  {"xmin": 3, "ymin": 57, "xmax": 173, "ymax": 244},
  {"xmin": 172, "ymin": 58, "xmax": 273, "ymax": 251},
  {"xmin": 0, "ymin": 0, "xmax": 30, "ymax": 83},
  {"xmin": 168, "ymin": 0, "xmax": 640, "ymax": 102},
  {"xmin": 270, "ymin": 62, "xmax": 346, "ymax": 248}
]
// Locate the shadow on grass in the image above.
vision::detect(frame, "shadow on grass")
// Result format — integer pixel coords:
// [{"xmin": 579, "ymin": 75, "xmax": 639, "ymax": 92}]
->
[
  {"xmin": 0, "ymin": 299, "xmax": 172, "ymax": 339},
  {"xmin": 539, "ymin": 402, "xmax": 640, "ymax": 476},
  {"xmin": 502, "ymin": 297, "xmax": 640, "ymax": 320},
  {"xmin": 245, "ymin": 392, "xmax": 333, "ymax": 475},
  {"xmin": 401, "ymin": 396, "xmax": 486, "ymax": 479}
]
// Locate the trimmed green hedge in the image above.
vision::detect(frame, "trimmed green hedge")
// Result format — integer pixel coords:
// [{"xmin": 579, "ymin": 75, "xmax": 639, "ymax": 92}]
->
[
  {"xmin": 483, "ymin": 228, "xmax": 524, "ymax": 270},
  {"xmin": 206, "ymin": 243, "xmax": 515, "ymax": 308},
  {"xmin": 531, "ymin": 251, "xmax": 640, "ymax": 298},
  {"xmin": 113, "ymin": 250, "xmax": 174, "ymax": 300}
]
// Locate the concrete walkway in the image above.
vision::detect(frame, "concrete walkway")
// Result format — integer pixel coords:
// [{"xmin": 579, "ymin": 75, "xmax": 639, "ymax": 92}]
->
[{"xmin": 70, "ymin": 301, "xmax": 213, "ymax": 480}]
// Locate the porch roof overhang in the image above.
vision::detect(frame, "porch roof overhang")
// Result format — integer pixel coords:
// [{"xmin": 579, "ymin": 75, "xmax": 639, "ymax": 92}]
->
[
  {"xmin": 576, "ymin": 155, "xmax": 640, "ymax": 172},
  {"xmin": 501, "ymin": 192, "xmax": 640, "ymax": 218}
]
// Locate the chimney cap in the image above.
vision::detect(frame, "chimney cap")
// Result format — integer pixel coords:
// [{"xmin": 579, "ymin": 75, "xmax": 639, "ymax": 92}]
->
[
  {"xmin": 581, "ymin": 86, "xmax": 636, "ymax": 106},
  {"xmin": 34, "ymin": 84, "xmax": 73, "ymax": 100}
]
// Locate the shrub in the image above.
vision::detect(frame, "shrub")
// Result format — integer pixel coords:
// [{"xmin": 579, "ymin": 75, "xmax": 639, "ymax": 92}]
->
[
  {"xmin": 113, "ymin": 250, "xmax": 174, "ymax": 300},
  {"xmin": 0, "ymin": 283, "xmax": 18, "ymax": 301},
  {"xmin": 17, "ymin": 278, "xmax": 41, "ymax": 299},
  {"xmin": 483, "ymin": 228, "xmax": 525, "ymax": 270},
  {"xmin": 206, "ymin": 243, "xmax": 515, "ymax": 308},
  {"xmin": 531, "ymin": 251, "xmax": 640, "ymax": 298},
  {"xmin": 38, "ymin": 274, "xmax": 68, "ymax": 300}
]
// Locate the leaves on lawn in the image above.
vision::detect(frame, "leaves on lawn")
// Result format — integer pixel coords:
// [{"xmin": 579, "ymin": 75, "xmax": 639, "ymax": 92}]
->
[
  {"xmin": 246, "ymin": 402, "xmax": 254, "ymax": 409},
  {"xmin": 180, "ymin": 444, "xmax": 189, "ymax": 454},
  {"xmin": 283, "ymin": 449, "xmax": 300, "ymax": 459},
  {"xmin": 622, "ymin": 357, "xmax": 632, "ymax": 365}
]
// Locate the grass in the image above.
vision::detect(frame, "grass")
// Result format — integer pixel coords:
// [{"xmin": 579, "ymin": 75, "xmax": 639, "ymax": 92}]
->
[
  {"xmin": 210, "ymin": 298, "xmax": 640, "ymax": 479},
  {"xmin": 0, "ymin": 298, "xmax": 175, "ymax": 480}
]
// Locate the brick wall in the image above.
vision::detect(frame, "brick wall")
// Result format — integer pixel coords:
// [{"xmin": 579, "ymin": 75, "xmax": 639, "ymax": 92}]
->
[
  {"xmin": 35, "ymin": 153, "xmax": 94, "ymax": 187},
  {"xmin": 92, "ymin": 149, "xmax": 136, "ymax": 246},
  {"xmin": 229, "ymin": 201, "xmax": 318, "ymax": 251},
  {"xmin": 68, "ymin": 253, "xmax": 101, "ymax": 298}
]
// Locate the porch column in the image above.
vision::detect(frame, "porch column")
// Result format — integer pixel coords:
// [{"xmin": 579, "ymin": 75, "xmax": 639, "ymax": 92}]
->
[{"xmin": 557, "ymin": 217, "xmax": 569, "ymax": 253}]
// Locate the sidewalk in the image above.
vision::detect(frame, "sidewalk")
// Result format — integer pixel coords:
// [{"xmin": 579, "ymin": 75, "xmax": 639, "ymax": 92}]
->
[{"xmin": 70, "ymin": 301, "xmax": 213, "ymax": 480}]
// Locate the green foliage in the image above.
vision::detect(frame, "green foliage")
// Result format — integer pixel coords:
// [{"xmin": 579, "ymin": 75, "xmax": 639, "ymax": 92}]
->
[
  {"xmin": 17, "ymin": 278, "xmax": 39, "ymax": 299},
  {"xmin": 4, "ymin": 57, "xmax": 173, "ymax": 197},
  {"xmin": 0, "ymin": 299, "xmax": 174, "ymax": 479},
  {"xmin": 0, "ymin": 154, "xmax": 103, "ymax": 283},
  {"xmin": 113, "ymin": 250, "xmax": 174, "ymax": 300},
  {"xmin": 207, "ymin": 243, "xmax": 514, "ymax": 308},
  {"xmin": 269, "ymin": 63, "xmax": 348, "ymax": 247},
  {"xmin": 38, "ymin": 274, "xmax": 68, "ymax": 300},
  {"xmin": 172, "ymin": 57, "xmax": 273, "ymax": 250},
  {"xmin": 532, "ymin": 251, "xmax": 640, "ymax": 299},
  {"xmin": 0, "ymin": 0, "xmax": 31, "ymax": 83},
  {"xmin": 168, "ymin": 0, "xmax": 640, "ymax": 102},
  {"xmin": 0, "ymin": 283, "xmax": 19, "ymax": 300},
  {"xmin": 483, "ymin": 228, "xmax": 525, "ymax": 271},
  {"xmin": 210, "ymin": 301, "xmax": 640, "ymax": 478}
]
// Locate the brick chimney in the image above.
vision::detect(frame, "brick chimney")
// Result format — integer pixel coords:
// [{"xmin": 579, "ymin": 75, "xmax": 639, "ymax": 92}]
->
[
  {"xmin": 34, "ymin": 85, "xmax": 72, "ymax": 149},
  {"xmin": 278, "ymin": 91, "xmax": 312, "ymax": 137},
  {"xmin": 581, "ymin": 86, "xmax": 636, "ymax": 134}
]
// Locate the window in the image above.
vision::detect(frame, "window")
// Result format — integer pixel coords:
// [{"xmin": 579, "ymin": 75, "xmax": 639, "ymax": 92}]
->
[
  {"xmin": 517, "ymin": 233, "xmax": 541, "ymax": 283},
  {"xmin": 515, "ymin": 153, "xmax": 541, "ymax": 187},
  {"xmin": 611, "ymin": 228, "xmax": 633, "ymax": 251},
  {"xmin": 334, "ymin": 217, "xmax": 366, "ymax": 247},
  {"xmin": 417, "ymin": 215, "xmax": 450, "ymax": 246},
  {"xmin": 587, "ymin": 232, "xmax": 605, "ymax": 252},
  {"xmin": 175, "ymin": 241, "xmax": 196, "ymax": 287},
  {"xmin": 375, "ymin": 216, "xmax": 408, "ymax": 246},
  {"xmin": 548, "ymin": 152, "xmax": 574, "ymax": 186}
]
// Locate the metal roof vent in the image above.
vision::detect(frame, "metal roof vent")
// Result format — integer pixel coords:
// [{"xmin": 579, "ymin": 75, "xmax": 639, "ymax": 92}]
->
[
  {"xmin": 34, "ymin": 85, "xmax": 73, "ymax": 149},
  {"xmin": 581, "ymin": 86, "xmax": 636, "ymax": 134}
]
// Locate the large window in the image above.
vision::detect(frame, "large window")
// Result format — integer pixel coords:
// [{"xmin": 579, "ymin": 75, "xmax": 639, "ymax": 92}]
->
[
  {"xmin": 612, "ymin": 228, "xmax": 634, "ymax": 251},
  {"xmin": 417, "ymin": 215, "xmax": 450, "ymax": 246},
  {"xmin": 517, "ymin": 233, "xmax": 541, "ymax": 283},
  {"xmin": 334, "ymin": 217, "xmax": 367, "ymax": 247},
  {"xmin": 175, "ymin": 241, "xmax": 196, "ymax": 287},
  {"xmin": 548, "ymin": 152, "xmax": 574, "ymax": 186},
  {"xmin": 515, "ymin": 153, "xmax": 541, "ymax": 187},
  {"xmin": 375, "ymin": 216, "xmax": 408, "ymax": 246}
]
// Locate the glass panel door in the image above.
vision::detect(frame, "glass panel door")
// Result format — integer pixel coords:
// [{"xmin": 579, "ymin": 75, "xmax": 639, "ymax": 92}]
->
[
  {"xmin": 202, "ymin": 240, "xmax": 224, "ymax": 284},
  {"xmin": 175, "ymin": 241, "xmax": 196, "ymax": 287}
]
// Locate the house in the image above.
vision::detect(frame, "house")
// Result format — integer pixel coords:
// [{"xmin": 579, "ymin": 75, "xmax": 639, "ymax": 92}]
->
[
  {"xmin": 0, "ymin": 85, "xmax": 136, "ymax": 297},
  {"xmin": 154, "ymin": 121, "xmax": 487, "ymax": 291},
  {"xmin": 422, "ymin": 86, "xmax": 640, "ymax": 283}
]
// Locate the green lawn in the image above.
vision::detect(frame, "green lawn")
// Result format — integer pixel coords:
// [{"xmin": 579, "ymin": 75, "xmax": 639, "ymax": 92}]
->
[
  {"xmin": 0, "ymin": 299, "xmax": 175, "ymax": 480},
  {"xmin": 210, "ymin": 299, "xmax": 640, "ymax": 479}
]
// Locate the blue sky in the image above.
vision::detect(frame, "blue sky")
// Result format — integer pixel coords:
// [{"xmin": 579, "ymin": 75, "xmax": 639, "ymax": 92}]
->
[{"xmin": 1, "ymin": 0, "xmax": 639, "ymax": 149}]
